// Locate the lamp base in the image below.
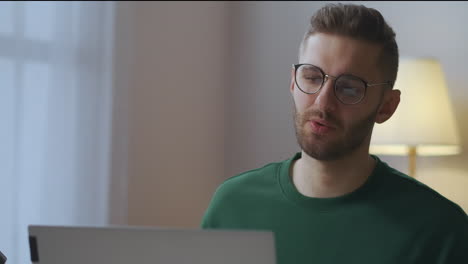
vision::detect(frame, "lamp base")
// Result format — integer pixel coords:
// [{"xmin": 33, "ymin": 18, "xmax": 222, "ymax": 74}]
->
[{"xmin": 408, "ymin": 146, "xmax": 416, "ymax": 177}]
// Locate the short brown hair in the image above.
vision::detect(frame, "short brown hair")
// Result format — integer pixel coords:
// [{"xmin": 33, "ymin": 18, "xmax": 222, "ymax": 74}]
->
[{"xmin": 300, "ymin": 3, "xmax": 399, "ymax": 86}]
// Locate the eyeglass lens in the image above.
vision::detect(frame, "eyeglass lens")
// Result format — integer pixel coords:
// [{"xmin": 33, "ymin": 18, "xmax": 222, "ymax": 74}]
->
[{"xmin": 295, "ymin": 64, "xmax": 366, "ymax": 104}]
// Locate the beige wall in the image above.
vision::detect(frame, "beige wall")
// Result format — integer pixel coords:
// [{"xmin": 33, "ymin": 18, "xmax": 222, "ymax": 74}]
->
[
  {"xmin": 111, "ymin": 1, "xmax": 468, "ymax": 227},
  {"xmin": 111, "ymin": 2, "xmax": 227, "ymax": 227}
]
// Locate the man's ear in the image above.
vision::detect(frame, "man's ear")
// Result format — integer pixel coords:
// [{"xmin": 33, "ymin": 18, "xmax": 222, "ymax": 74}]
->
[
  {"xmin": 375, "ymin": 89, "xmax": 401, "ymax": 124},
  {"xmin": 290, "ymin": 67, "xmax": 295, "ymax": 94}
]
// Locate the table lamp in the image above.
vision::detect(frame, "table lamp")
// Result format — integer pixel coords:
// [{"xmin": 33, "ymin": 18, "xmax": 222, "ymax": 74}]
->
[{"xmin": 370, "ymin": 57, "xmax": 461, "ymax": 177}]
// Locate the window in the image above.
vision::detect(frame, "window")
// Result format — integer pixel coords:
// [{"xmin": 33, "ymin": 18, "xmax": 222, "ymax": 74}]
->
[{"xmin": 0, "ymin": 2, "xmax": 115, "ymax": 263}]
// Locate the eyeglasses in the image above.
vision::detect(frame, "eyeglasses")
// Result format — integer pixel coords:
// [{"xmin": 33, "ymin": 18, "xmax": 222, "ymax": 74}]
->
[{"xmin": 293, "ymin": 64, "xmax": 393, "ymax": 105}]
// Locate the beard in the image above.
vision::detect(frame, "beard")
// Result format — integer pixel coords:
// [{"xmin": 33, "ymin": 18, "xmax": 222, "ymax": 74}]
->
[{"xmin": 293, "ymin": 103, "xmax": 379, "ymax": 161}]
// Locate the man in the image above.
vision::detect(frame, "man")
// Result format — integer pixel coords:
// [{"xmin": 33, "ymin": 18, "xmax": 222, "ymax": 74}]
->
[{"xmin": 201, "ymin": 3, "xmax": 468, "ymax": 264}]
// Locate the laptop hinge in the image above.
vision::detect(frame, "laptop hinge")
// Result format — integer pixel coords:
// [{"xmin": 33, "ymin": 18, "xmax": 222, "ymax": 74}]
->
[{"xmin": 29, "ymin": 236, "xmax": 39, "ymax": 262}]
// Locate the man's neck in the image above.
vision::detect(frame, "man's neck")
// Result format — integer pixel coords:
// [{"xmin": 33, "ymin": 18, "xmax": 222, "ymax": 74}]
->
[{"xmin": 290, "ymin": 149, "xmax": 376, "ymax": 198}]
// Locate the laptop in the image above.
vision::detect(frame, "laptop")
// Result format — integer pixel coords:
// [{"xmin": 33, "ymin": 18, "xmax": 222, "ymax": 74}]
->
[
  {"xmin": 0, "ymin": 250, "xmax": 6, "ymax": 264},
  {"xmin": 28, "ymin": 225, "xmax": 276, "ymax": 264}
]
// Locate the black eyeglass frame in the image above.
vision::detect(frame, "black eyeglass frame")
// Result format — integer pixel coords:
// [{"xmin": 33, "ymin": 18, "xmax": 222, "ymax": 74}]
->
[{"xmin": 293, "ymin": 63, "xmax": 393, "ymax": 105}]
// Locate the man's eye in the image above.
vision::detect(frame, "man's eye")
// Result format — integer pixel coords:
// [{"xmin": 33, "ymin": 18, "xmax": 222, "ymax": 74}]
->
[
  {"xmin": 305, "ymin": 77, "xmax": 323, "ymax": 84},
  {"xmin": 340, "ymin": 87, "xmax": 358, "ymax": 96}
]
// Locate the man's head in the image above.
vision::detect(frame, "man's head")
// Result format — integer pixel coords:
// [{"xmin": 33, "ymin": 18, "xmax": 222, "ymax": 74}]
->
[
  {"xmin": 299, "ymin": 3, "xmax": 399, "ymax": 84},
  {"xmin": 291, "ymin": 4, "xmax": 401, "ymax": 161}
]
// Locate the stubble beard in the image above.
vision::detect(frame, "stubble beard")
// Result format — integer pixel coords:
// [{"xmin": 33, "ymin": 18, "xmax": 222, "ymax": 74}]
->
[{"xmin": 293, "ymin": 103, "xmax": 379, "ymax": 161}]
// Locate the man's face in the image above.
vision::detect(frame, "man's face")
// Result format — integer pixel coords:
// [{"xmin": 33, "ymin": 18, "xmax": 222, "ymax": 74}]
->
[{"xmin": 291, "ymin": 33, "xmax": 392, "ymax": 161}]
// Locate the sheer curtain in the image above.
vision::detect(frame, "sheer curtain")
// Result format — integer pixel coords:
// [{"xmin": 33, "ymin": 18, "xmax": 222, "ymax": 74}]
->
[{"xmin": 0, "ymin": 2, "xmax": 115, "ymax": 263}]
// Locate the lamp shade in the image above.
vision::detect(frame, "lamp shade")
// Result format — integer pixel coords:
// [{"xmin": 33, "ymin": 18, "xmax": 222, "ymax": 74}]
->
[{"xmin": 370, "ymin": 57, "xmax": 461, "ymax": 156}]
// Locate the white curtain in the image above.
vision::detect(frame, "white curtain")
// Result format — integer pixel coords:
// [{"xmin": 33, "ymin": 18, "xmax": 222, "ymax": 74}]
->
[{"xmin": 0, "ymin": 2, "xmax": 115, "ymax": 263}]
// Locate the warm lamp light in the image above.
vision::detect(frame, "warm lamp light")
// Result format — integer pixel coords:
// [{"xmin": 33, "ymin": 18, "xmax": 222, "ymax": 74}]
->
[{"xmin": 370, "ymin": 57, "xmax": 461, "ymax": 177}]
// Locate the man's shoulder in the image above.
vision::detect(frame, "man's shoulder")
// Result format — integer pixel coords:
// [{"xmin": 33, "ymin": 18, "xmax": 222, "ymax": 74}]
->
[
  {"xmin": 208, "ymin": 154, "xmax": 296, "ymax": 203},
  {"xmin": 378, "ymin": 159, "xmax": 467, "ymax": 223},
  {"xmin": 377, "ymin": 163, "xmax": 468, "ymax": 263},
  {"xmin": 221, "ymin": 160, "xmax": 283, "ymax": 188},
  {"xmin": 201, "ymin": 156, "xmax": 292, "ymax": 228}
]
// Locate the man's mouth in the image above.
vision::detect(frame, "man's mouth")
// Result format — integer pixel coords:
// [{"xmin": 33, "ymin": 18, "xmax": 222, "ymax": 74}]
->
[{"xmin": 309, "ymin": 120, "xmax": 336, "ymax": 135}]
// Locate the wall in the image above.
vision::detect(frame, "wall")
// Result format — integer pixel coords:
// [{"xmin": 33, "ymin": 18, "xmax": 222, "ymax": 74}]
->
[
  {"xmin": 112, "ymin": 2, "xmax": 227, "ymax": 227},
  {"xmin": 111, "ymin": 1, "xmax": 468, "ymax": 227},
  {"xmin": 225, "ymin": 2, "xmax": 311, "ymax": 177}
]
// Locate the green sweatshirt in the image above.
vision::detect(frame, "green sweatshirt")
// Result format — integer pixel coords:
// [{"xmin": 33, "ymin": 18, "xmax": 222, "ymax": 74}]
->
[{"xmin": 201, "ymin": 153, "xmax": 468, "ymax": 264}]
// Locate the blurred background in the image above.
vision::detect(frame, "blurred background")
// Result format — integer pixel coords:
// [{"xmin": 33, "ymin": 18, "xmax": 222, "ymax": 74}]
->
[{"xmin": 1, "ymin": 1, "xmax": 467, "ymax": 263}]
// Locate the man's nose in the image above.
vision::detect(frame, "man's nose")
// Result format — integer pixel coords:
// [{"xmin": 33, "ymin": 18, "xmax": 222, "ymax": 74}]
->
[{"xmin": 314, "ymin": 77, "xmax": 338, "ymax": 112}]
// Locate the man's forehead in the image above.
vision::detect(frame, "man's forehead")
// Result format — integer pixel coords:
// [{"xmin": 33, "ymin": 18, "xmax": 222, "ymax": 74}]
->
[{"xmin": 300, "ymin": 33, "xmax": 383, "ymax": 78}]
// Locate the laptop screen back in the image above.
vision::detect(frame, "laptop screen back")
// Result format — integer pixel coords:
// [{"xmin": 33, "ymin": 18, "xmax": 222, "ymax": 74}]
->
[{"xmin": 28, "ymin": 225, "xmax": 276, "ymax": 264}]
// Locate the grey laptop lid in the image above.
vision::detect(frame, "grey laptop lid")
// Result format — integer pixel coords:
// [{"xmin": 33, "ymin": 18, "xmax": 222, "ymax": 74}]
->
[{"xmin": 28, "ymin": 225, "xmax": 276, "ymax": 264}]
